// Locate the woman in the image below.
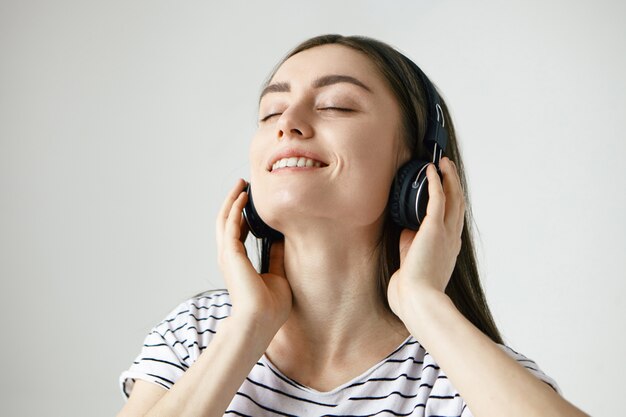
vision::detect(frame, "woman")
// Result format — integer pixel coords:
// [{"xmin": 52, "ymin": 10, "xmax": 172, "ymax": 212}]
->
[{"xmin": 117, "ymin": 34, "xmax": 587, "ymax": 416}]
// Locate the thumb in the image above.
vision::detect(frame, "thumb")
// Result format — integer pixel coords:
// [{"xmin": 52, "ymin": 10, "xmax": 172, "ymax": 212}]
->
[
  {"xmin": 268, "ymin": 240, "xmax": 286, "ymax": 277},
  {"xmin": 398, "ymin": 229, "xmax": 416, "ymax": 265}
]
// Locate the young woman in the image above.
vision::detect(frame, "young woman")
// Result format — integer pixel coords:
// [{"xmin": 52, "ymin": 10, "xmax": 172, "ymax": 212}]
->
[{"xmin": 117, "ymin": 34, "xmax": 588, "ymax": 416}]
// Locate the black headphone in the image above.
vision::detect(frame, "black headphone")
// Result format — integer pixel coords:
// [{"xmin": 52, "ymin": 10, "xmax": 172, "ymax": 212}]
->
[{"xmin": 242, "ymin": 58, "xmax": 448, "ymax": 272}]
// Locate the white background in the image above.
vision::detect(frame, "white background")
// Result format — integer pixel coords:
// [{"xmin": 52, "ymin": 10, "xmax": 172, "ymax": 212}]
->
[{"xmin": 1, "ymin": 1, "xmax": 624, "ymax": 416}]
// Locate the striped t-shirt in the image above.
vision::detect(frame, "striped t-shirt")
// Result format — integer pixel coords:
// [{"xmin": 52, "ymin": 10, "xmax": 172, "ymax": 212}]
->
[{"xmin": 120, "ymin": 290, "xmax": 560, "ymax": 416}]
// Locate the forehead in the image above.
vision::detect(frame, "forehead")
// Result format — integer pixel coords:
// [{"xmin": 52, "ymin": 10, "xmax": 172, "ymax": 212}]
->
[{"xmin": 270, "ymin": 44, "xmax": 386, "ymax": 93}]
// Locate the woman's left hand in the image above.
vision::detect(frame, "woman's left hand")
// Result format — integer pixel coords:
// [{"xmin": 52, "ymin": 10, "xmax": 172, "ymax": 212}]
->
[{"xmin": 387, "ymin": 156, "xmax": 466, "ymax": 320}]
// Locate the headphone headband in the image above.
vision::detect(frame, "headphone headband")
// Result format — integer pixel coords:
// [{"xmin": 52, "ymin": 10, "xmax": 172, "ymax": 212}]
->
[{"xmin": 403, "ymin": 57, "xmax": 448, "ymax": 166}]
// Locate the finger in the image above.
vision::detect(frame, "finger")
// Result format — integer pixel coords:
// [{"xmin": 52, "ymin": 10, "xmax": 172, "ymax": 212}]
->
[
  {"xmin": 237, "ymin": 213, "xmax": 250, "ymax": 256},
  {"xmin": 216, "ymin": 178, "xmax": 247, "ymax": 244},
  {"xmin": 224, "ymin": 191, "xmax": 248, "ymax": 247},
  {"xmin": 440, "ymin": 157, "xmax": 462, "ymax": 230},
  {"xmin": 239, "ymin": 210, "xmax": 250, "ymax": 246},
  {"xmin": 425, "ymin": 163, "xmax": 445, "ymax": 224},
  {"xmin": 218, "ymin": 179, "xmax": 247, "ymax": 225},
  {"xmin": 446, "ymin": 158, "xmax": 466, "ymax": 237}
]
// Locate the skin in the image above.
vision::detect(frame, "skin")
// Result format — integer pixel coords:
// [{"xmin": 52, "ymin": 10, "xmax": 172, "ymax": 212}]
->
[
  {"xmin": 247, "ymin": 44, "xmax": 413, "ymax": 389},
  {"xmin": 118, "ymin": 43, "xmax": 589, "ymax": 417}
]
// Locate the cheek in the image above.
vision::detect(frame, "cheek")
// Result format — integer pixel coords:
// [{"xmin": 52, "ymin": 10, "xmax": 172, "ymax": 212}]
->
[
  {"xmin": 341, "ymin": 120, "xmax": 399, "ymax": 178},
  {"xmin": 248, "ymin": 135, "xmax": 266, "ymax": 182},
  {"xmin": 336, "ymin": 133, "xmax": 400, "ymax": 221}
]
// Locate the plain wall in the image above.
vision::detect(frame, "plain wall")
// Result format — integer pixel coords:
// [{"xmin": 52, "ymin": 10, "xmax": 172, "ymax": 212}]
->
[{"xmin": 1, "ymin": 0, "xmax": 624, "ymax": 415}]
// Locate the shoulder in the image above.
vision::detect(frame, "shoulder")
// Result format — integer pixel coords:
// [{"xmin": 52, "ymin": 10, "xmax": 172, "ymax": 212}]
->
[
  {"xmin": 150, "ymin": 289, "xmax": 232, "ymax": 335},
  {"xmin": 496, "ymin": 344, "xmax": 561, "ymax": 394},
  {"xmin": 153, "ymin": 289, "xmax": 233, "ymax": 351},
  {"xmin": 119, "ymin": 289, "xmax": 233, "ymax": 398},
  {"xmin": 170, "ymin": 288, "xmax": 233, "ymax": 317},
  {"xmin": 166, "ymin": 288, "xmax": 233, "ymax": 327}
]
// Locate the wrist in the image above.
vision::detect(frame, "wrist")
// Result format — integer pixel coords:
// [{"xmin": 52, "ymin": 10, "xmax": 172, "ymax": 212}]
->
[
  {"xmin": 397, "ymin": 286, "xmax": 456, "ymax": 337},
  {"xmin": 219, "ymin": 315, "xmax": 280, "ymax": 353}
]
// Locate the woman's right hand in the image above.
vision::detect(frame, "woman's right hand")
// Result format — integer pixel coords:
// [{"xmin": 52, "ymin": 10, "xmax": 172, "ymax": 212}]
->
[{"xmin": 216, "ymin": 178, "xmax": 292, "ymax": 337}]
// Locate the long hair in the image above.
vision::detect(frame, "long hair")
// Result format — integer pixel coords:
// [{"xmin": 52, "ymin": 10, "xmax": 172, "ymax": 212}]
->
[{"xmin": 254, "ymin": 34, "xmax": 503, "ymax": 345}]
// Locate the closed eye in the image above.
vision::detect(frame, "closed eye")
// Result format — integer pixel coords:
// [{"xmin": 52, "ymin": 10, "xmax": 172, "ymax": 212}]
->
[
  {"xmin": 259, "ymin": 112, "xmax": 282, "ymax": 122},
  {"xmin": 259, "ymin": 107, "xmax": 354, "ymax": 123},
  {"xmin": 319, "ymin": 107, "xmax": 353, "ymax": 113}
]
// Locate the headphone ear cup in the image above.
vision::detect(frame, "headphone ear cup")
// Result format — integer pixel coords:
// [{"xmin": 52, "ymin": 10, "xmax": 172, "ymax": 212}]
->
[
  {"xmin": 389, "ymin": 159, "xmax": 430, "ymax": 230},
  {"xmin": 242, "ymin": 184, "xmax": 284, "ymax": 241}
]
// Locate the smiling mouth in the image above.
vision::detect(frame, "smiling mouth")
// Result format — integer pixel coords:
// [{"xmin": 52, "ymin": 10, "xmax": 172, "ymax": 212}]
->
[{"xmin": 270, "ymin": 156, "xmax": 329, "ymax": 172}]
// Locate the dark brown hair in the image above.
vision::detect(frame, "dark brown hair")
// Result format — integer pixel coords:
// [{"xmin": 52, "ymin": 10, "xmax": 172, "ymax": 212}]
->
[{"xmin": 255, "ymin": 34, "xmax": 503, "ymax": 345}]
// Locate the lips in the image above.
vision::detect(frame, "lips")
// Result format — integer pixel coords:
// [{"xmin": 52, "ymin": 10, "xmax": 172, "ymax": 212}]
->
[
  {"xmin": 267, "ymin": 148, "xmax": 328, "ymax": 171},
  {"xmin": 271, "ymin": 156, "xmax": 326, "ymax": 171}
]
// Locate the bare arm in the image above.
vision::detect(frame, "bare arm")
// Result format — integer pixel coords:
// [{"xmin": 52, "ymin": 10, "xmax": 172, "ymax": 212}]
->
[
  {"xmin": 118, "ymin": 178, "xmax": 292, "ymax": 416},
  {"xmin": 117, "ymin": 317, "xmax": 273, "ymax": 417},
  {"xmin": 387, "ymin": 158, "xmax": 588, "ymax": 416},
  {"xmin": 402, "ymin": 288, "xmax": 588, "ymax": 417}
]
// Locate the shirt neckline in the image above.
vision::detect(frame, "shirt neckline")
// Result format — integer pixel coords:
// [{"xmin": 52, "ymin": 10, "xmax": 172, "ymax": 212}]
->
[{"xmin": 259, "ymin": 334, "xmax": 416, "ymax": 396}]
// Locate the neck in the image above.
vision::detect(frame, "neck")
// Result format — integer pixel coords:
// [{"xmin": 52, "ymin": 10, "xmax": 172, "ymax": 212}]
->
[{"xmin": 270, "ymin": 220, "xmax": 408, "ymax": 365}]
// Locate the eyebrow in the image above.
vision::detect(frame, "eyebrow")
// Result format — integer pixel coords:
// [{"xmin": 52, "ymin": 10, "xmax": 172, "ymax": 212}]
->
[{"xmin": 259, "ymin": 74, "xmax": 372, "ymax": 101}]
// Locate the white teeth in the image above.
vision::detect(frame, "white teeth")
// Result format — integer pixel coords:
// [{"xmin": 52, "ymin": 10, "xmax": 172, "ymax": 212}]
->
[{"xmin": 271, "ymin": 156, "xmax": 325, "ymax": 171}]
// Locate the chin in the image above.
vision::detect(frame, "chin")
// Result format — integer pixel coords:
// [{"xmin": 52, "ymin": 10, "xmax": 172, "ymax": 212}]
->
[
  {"xmin": 255, "ymin": 185, "xmax": 326, "ymax": 228},
  {"xmin": 262, "ymin": 188, "xmax": 314, "ymax": 212}
]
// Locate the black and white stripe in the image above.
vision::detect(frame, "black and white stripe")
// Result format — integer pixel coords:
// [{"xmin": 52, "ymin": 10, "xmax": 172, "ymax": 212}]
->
[{"xmin": 120, "ymin": 290, "xmax": 560, "ymax": 416}]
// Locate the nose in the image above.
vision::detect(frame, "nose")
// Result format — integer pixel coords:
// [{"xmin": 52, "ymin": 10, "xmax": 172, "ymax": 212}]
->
[{"xmin": 276, "ymin": 104, "xmax": 314, "ymax": 141}]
